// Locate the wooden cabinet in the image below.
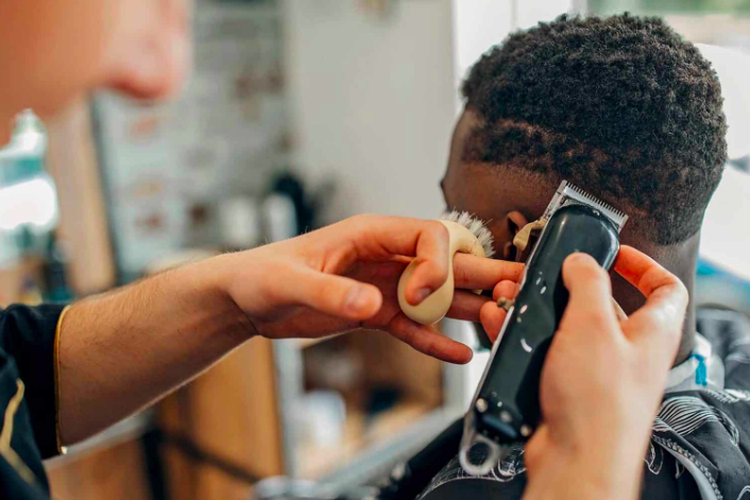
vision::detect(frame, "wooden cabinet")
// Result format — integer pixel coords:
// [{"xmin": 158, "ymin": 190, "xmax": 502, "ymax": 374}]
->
[
  {"xmin": 46, "ymin": 440, "xmax": 151, "ymax": 500},
  {"xmin": 157, "ymin": 338, "xmax": 283, "ymax": 500}
]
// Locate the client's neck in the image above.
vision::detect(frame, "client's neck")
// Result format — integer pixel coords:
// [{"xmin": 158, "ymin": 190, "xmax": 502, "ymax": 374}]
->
[
  {"xmin": 612, "ymin": 235, "xmax": 700, "ymax": 367},
  {"xmin": 675, "ymin": 272, "xmax": 697, "ymax": 366}
]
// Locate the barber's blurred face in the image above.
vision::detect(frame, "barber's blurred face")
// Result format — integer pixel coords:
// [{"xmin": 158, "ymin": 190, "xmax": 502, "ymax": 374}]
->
[{"xmin": 0, "ymin": 0, "xmax": 190, "ymax": 140}]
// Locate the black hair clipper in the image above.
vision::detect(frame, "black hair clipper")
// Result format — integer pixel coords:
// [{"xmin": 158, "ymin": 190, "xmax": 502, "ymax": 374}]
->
[{"xmin": 459, "ymin": 181, "xmax": 628, "ymax": 475}]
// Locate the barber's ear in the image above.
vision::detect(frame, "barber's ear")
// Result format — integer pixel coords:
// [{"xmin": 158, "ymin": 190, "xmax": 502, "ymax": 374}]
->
[{"xmin": 502, "ymin": 211, "xmax": 529, "ymax": 261}]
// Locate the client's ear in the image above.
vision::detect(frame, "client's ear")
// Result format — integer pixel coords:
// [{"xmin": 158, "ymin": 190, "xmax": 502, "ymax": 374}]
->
[{"xmin": 502, "ymin": 211, "xmax": 529, "ymax": 261}]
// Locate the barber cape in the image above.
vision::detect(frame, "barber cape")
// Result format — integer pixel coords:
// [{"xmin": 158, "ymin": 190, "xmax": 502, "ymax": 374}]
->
[{"xmin": 419, "ymin": 308, "xmax": 750, "ymax": 500}]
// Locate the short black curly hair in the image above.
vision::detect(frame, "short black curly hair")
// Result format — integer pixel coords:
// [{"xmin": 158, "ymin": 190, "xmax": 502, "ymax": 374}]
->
[{"xmin": 461, "ymin": 13, "xmax": 727, "ymax": 245}]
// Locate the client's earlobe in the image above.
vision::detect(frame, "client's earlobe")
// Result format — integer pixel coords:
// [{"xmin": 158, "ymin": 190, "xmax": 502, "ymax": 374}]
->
[{"xmin": 505, "ymin": 211, "xmax": 529, "ymax": 261}]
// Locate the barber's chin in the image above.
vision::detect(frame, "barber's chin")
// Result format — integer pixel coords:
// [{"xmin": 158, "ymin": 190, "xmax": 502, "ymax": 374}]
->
[
  {"xmin": 108, "ymin": 35, "xmax": 192, "ymax": 103},
  {"xmin": 108, "ymin": 66, "xmax": 188, "ymax": 104}
]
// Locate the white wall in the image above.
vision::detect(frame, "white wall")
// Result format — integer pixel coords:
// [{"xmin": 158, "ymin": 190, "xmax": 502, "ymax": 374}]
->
[
  {"xmin": 696, "ymin": 45, "xmax": 750, "ymax": 281},
  {"xmin": 452, "ymin": 1, "xmax": 513, "ymax": 97},
  {"xmin": 283, "ymin": 0, "xmax": 573, "ymax": 223},
  {"xmin": 516, "ymin": 0, "xmax": 575, "ymax": 30},
  {"xmin": 283, "ymin": 0, "xmax": 457, "ymax": 222}
]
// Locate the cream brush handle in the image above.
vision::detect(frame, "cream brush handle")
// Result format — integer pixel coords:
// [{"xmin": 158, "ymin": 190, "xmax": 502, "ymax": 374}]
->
[{"xmin": 397, "ymin": 220, "xmax": 488, "ymax": 325}]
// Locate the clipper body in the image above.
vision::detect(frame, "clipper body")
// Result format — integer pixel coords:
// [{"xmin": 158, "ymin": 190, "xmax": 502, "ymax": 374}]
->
[{"xmin": 460, "ymin": 182, "xmax": 627, "ymax": 475}]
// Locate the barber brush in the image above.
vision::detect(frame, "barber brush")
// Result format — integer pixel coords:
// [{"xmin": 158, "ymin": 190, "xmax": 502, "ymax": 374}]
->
[{"xmin": 397, "ymin": 210, "xmax": 495, "ymax": 325}]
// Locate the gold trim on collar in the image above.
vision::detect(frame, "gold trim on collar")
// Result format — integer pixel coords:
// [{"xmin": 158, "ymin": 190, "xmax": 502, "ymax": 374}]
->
[
  {"xmin": 0, "ymin": 379, "xmax": 36, "ymax": 484},
  {"xmin": 54, "ymin": 305, "xmax": 71, "ymax": 455}
]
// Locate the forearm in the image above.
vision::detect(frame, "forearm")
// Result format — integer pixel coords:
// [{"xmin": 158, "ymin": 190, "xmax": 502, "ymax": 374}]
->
[{"xmin": 57, "ymin": 255, "xmax": 254, "ymax": 445}]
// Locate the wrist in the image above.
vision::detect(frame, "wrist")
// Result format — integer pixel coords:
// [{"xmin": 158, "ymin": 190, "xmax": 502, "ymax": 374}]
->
[
  {"xmin": 525, "ymin": 454, "xmax": 636, "ymax": 500},
  {"xmin": 525, "ymin": 436, "xmax": 643, "ymax": 500},
  {"xmin": 188, "ymin": 255, "xmax": 260, "ymax": 339}
]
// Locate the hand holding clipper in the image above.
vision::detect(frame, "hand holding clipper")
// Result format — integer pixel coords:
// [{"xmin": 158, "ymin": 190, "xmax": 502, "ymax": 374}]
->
[{"xmin": 460, "ymin": 181, "xmax": 628, "ymax": 475}]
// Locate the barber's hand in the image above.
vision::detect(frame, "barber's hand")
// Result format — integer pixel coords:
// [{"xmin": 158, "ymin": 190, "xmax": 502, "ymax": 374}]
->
[
  {"xmin": 213, "ymin": 214, "xmax": 523, "ymax": 363},
  {"xmin": 512, "ymin": 247, "xmax": 688, "ymax": 500}
]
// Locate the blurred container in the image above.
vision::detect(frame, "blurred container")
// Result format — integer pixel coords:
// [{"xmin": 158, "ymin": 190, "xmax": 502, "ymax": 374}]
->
[
  {"xmin": 42, "ymin": 235, "xmax": 74, "ymax": 304},
  {"xmin": 262, "ymin": 193, "xmax": 297, "ymax": 242},
  {"xmin": 296, "ymin": 390, "xmax": 346, "ymax": 449},
  {"xmin": 305, "ymin": 344, "xmax": 364, "ymax": 394},
  {"xmin": 218, "ymin": 196, "xmax": 261, "ymax": 249},
  {"xmin": 0, "ymin": 110, "xmax": 59, "ymax": 234},
  {"xmin": 253, "ymin": 477, "xmax": 324, "ymax": 500}
]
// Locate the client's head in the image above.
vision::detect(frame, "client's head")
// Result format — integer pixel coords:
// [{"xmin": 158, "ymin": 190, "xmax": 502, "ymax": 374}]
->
[{"xmin": 443, "ymin": 14, "xmax": 728, "ymax": 359}]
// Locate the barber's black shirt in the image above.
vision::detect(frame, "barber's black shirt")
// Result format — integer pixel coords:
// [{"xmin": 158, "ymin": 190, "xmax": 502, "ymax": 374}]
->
[{"xmin": 0, "ymin": 304, "xmax": 65, "ymax": 499}]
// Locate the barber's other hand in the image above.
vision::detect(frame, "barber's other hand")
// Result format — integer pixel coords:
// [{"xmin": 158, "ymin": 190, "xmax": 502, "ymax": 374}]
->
[
  {"xmin": 520, "ymin": 247, "xmax": 688, "ymax": 500},
  {"xmin": 212, "ymin": 215, "xmax": 523, "ymax": 363}
]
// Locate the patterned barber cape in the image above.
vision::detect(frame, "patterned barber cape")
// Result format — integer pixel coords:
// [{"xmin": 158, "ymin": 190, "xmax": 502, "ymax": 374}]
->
[{"xmin": 419, "ymin": 308, "xmax": 750, "ymax": 500}]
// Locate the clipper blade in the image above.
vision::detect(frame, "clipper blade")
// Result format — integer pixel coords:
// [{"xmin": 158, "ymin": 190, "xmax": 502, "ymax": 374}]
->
[{"xmin": 542, "ymin": 181, "xmax": 628, "ymax": 233}]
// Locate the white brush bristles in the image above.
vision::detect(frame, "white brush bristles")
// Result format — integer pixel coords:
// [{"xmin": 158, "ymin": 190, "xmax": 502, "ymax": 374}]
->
[{"xmin": 442, "ymin": 210, "xmax": 496, "ymax": 259}]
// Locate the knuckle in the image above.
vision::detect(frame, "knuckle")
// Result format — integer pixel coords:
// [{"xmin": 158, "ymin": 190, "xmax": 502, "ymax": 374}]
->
[
  {"xmin": 591, "ymin": 313, "xmax": 611, "ymax": 330},
  {"xmin": 422, "ymin": 336, "xmax": 438, "ymax": 358},
  {"xmin": 656, "ymin": 314, "xmax": 682, "ymax": 342},
  {"xmin": 349, "ymin": 213, "xmax": 376, "ymax": 227},
  {"xmin": 582, "ymin": 310, "xmax": 611, "ymax": 331},
  {"xmin": 425, "ymin": 220, "xmax": 450, "ymax": 242}
]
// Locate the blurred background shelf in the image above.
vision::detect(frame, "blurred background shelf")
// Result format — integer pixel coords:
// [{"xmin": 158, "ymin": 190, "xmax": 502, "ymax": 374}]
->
[{"xmin": 298, "ymin": 398, "xmax": 434, "ymax": 479}]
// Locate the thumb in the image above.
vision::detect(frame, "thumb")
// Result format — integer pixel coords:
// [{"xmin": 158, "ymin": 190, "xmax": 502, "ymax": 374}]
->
[
  {"xmin": 288, "ymin": 267, "xmax": 383, "ymax": 320},
  {"xmin": 558, "ymin": 253, "xmax": 618, "ymax": 339}
]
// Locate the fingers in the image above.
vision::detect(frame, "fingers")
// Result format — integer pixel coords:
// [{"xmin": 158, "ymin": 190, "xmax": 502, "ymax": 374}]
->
[
  {"xmin": 406, "ymin": 223, "xmax": 453, "ymax": 304},
  {"xmin": 446, "ymin": 290, "xmax": 491, "ymax": 322},
  {"xmin": 493, "ymin": 280, "xmax": 520, "ymax": 302},
  {"xmin": 480, "ymin": 301, "xmax": 509, "ymax": 343},
  {"xmin": 453, "ymin": 253, "xmax": 524, "ymax": 290},
  {"xmin": 558, "ymin": 253, "xmax": 618, "ymax": 337},
  {"xmin": 387, "ymin": 312, "xmax": 473, "ymax": 364},
  {"xmin": 615, "ymin": 246, "xmax": 685, "ymax": 301},
  {"xmin": 287, "ymin": 266, "xmax": 383, "ymax": 320},
  {"xmin": 447, "ymin": 280, "xmax": 519, "ymax": 329},
  {"xmin": 352, "ymin": 216, "xmax": 451, "ymax": 305},
  {"xmin": 349, "ymin": 215, "xmax": 522, "ymax": 305},
  {"xmin": 615, "ymin": 246, "xmax": 688, "ymax": 361},
  {"xmin": 479, "ymin": 280, "xmax": 521, "ymax": 342}
]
